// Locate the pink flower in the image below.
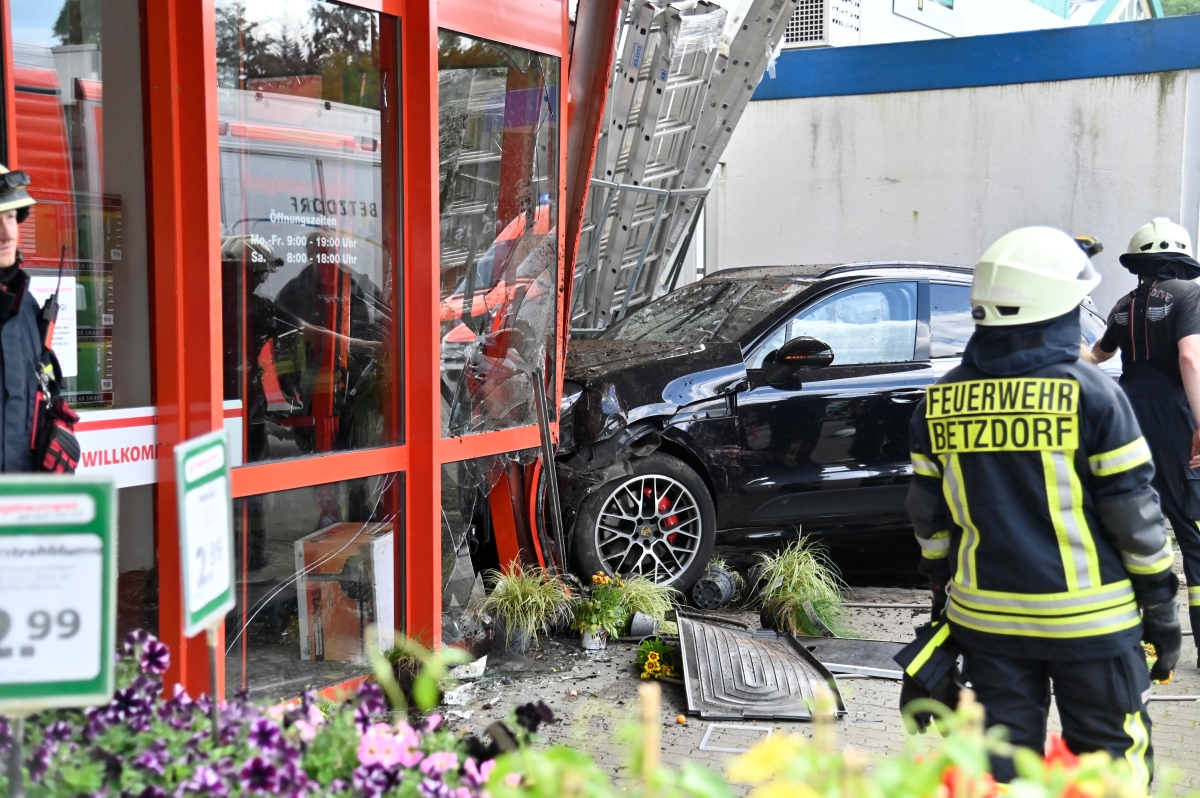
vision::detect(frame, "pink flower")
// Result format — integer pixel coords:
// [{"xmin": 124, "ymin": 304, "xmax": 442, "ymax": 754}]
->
[
  {"xmin": 394, "ymin": 723, "xmax": 424, "ymax": 768},
  {"xmin": 293, "ymin": 720, "xmax": 317, "ymax": 742},
  {"xmin": 420, "ymin": 752, "xmax": 459, "ymax": 777},
  {"xmin": 503, "ymin": 773, "xmax": 522, "ymax": 788},
  {"xmin": 425, "ymin": 713, "xmax": 443, "ymax": 732},
  {"xmin": 358, "ymin": 724, "xmax": 405, "ymax": 768},
  {"xmin": 307, "ymin": 704, "xmax": 325, "ymax": 726}
]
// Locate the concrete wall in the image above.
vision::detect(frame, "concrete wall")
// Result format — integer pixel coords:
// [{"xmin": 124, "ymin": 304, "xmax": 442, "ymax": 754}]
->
[{"xmin": 715, "ymin": 69, "xmax": 1200, "ymax": 314}]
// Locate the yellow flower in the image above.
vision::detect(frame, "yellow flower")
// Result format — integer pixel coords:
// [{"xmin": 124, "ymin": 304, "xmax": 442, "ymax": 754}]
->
[
  {"xmin": 640, "ymin": 672, "xmax": 651, "ymax": 680},
  {"xmin": 728, "ymin": 734, "xmax": 807, "ymax": 785},
  {"xmin": 750, "ymin": 783, "xmax": 823, "ymax": 798},
  {"xmin": 646, "ymin": 652, "xmax": 660, "ymax": 662}
]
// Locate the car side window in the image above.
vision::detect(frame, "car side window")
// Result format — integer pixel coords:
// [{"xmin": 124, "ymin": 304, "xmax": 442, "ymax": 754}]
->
[
  {"xmin": 749, "ymin": 281, "xmax": 919, "ymax": 368},
  {"xmin": 930, "ymin": 283, "xmax": 975, "ymax": 358}
]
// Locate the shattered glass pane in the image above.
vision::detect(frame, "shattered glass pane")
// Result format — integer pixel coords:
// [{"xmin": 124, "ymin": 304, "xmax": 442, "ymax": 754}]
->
[
  {"xmin": 438, "ymin": 32, "xmax": 561, "ymax": 438},
  {"xmin": 441, "ymin": 449, "xmax": 539, "ymax": 644},
  {"xmin": 226, "ymin": 473, "xmax": 404, "ymax": 701},
  {"xmin": 603, "ymin": 278, "xmax": 810, "ymax": 345}
]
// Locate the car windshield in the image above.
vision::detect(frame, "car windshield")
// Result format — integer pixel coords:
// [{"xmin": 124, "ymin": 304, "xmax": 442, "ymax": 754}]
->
[{"xmin": 602, "ymin": 279, "xmax": 811, "ymax": 344}]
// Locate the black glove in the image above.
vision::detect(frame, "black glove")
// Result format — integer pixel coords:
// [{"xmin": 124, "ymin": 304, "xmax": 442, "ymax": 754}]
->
[
  {"xmin": 900, "ymin": 666, "xmax": 961, "ymax": 734},
  {"xmin": 930, "ymin": 582, "xmax": 947, "ymax": 623},
  {"xmin": 1143, "ymin": 596, "xmax": 1182, "ymax": 682}
]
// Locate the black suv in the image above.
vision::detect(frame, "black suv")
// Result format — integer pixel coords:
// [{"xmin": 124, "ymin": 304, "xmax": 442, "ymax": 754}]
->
[{"xmin": 556, "ymin": 263, "xmax": 1114, "ymax": 591}]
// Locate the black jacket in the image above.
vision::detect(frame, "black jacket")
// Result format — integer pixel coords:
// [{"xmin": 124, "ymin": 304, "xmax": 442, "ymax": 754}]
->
[
  {"xmin": 0, "ymin": 267, "xmax": 45, "ymax": 472},
  {"xmin": 906, "ymin": 311, "xmax": 1175, "ymax": 660}
]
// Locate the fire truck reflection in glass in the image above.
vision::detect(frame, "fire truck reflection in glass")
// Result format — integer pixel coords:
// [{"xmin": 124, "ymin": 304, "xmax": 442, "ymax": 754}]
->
[
  {"xmin": 8, "ymin": 0, "xmax": 120, "ymax": 409},
  {"xmin": 438, "ymin": 32, "xmax": 560, "ymax": 438},
  {"xmin": 216, "ymin": 0, "xmax": 397, "ymax": 466}
]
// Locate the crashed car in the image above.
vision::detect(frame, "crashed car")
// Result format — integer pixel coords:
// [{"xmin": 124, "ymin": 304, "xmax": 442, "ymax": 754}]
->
[{"xmin": 556, "ymin": 262, "xmax": 1115, "ymax": 591}]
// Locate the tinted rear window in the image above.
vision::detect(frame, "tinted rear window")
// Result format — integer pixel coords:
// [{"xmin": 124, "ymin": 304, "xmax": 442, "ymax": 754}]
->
[{"xmin": 603, "ymin": 279, "xmax": 810, "ymax": 344}]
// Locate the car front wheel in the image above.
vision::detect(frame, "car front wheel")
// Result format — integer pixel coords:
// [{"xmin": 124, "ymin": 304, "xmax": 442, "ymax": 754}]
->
[{"xmin": 571, "ymin": 452, "xmax": 716, "ymax": 592}]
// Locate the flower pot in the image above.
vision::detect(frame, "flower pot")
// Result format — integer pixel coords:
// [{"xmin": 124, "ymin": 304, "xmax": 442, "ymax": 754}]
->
[
  {"xmin": 581, "ymin": 629, "xmax": 607, "ymax": 650},
  {"xmin": 494, "ymin": 616, "xmax": 533, "ymax": 655}
]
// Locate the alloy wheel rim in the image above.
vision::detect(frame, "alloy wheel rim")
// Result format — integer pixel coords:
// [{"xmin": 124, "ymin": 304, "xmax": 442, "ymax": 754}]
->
[{"xmin": 593, "ymin": 474, "xmax": 703, "ymax": 585}]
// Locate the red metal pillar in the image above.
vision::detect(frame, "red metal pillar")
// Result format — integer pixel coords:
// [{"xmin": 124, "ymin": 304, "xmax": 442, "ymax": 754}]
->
[
  {"xmin": 402, "ymin": 0, "xmax": 444, "ymax": 648},
  {"xmin": 144, "ymin": 0, "xmax": 225, "ymax": 698}
]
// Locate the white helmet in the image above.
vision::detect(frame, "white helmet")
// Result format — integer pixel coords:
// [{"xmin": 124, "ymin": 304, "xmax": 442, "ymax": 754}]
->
[
  {"xmin": 970, "ymin": 226, "xmax": 1101, "ymax": 327},
  {"xmin": 1127, "ymin": 217, "xmax": 1192, "ymax": 255}
]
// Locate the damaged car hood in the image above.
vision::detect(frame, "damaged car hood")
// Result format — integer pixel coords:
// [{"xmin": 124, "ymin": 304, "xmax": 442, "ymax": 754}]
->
[{"xmin": 565, "ymin": 339, "xmax": 746, "ymax": 443}]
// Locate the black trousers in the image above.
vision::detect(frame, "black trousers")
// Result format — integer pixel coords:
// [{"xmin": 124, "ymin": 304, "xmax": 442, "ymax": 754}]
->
[
  {"xmin": 962, "ymin": 642, "xmax": 1153, "ymax": 785},
  {"xmin": 1123, "ymin": 369, "xmax": 1200, "ymax": 652}
]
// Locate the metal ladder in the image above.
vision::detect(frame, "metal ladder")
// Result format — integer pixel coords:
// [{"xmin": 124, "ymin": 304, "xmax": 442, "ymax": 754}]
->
[{"xmin": 571, "ymin": 0, "xmax": 799, "ymax": 334}]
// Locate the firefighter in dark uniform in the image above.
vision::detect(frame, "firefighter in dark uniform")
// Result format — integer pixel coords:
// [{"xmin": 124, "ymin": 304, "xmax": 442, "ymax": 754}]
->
[
  {"xmin": 0, "ymin": 165, "xmax": 49, "ymax": 472},
  {"xmin": 1086, "ymin": 217, "xmax": 1200, "ymax": 663},
  {"xmin": 906, "ymin": 227, "xmax": 1182, "ymax": 785}
]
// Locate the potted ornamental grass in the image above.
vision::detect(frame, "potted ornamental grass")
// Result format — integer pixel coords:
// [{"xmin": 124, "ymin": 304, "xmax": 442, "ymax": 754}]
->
[{"xmin": 479, "ymin": 560, "xmax": 573, "ymax": 655}]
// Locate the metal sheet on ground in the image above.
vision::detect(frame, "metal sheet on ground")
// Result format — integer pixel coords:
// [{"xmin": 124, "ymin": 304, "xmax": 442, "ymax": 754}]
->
[
  {"xmin": 677, "ymin": 614, "xmax": 846, "ymax": 721},
  {"xmin": 793, "ymin": 636, "xmax": 907, "ymax": 679}
]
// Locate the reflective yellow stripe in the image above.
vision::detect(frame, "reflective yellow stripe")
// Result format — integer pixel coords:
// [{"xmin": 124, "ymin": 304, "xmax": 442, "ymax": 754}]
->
[
  {"xmin": 918, "ymin": 530, "xmax": 950, "ymax": 559},
  {"xmin": 947, "ymin": 597, "xmax": 1141, "ymax": 638},
  {"xmin": 1088, "ymin": 437, "xmax": 1152, "ymax": 477},
  {"xmin": 905, "ymin": 623, "xmax": 952, "ymax": 678},
  {"xmin": 912, "ymin": 452, "xmax": 940, "ymax": 478},
  {"xmin": 941, "ymin": 454, "xmax": 980, "ymax": 588},
  {"xmin": 1041, "ymin": 450, "xmax": 1100, "ymax": 590},
  {"xmin": 1123, "ymin": 712, "xmax": 1151, "ymax": 788},
  {"xmin": 1189, "ymin": 586, "xmax": 1200, "ymax": 607},
  {"xmin": 1121, "ymin": 540, "xmax": 1175, "ymax": 575},
  {"xmin": 949, "ymin": 580, "xmax": 1135, "ymax": 616}
]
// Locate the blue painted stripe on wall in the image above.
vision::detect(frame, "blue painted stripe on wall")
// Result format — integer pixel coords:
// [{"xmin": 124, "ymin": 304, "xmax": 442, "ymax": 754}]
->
[{"xmin": 753, "ymin": 14, "xmax": 1200, "ymax": 102}]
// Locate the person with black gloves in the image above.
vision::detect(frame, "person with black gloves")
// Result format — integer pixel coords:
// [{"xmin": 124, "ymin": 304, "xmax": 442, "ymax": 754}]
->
[
  {"xmin": 1085, "ymin": 217, "xmax": 1199, "ymax": 664},
  {"xmin": 0, "ymin": 165, "xmax": 77, "ymax": 473},
  {"xmin": 906, "ymin": 226, "xmax": 1181, "ymax": 786}
]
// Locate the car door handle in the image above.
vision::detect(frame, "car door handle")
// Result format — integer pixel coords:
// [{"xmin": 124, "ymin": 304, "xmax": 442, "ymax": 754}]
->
[{"xmin": 889, "ymin": 396, "xmax": 920, "ymax": 405}]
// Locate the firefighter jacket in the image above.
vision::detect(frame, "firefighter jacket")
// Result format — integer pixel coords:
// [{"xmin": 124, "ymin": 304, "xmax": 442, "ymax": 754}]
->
[
  {"xmin": 0, "ymin": 264, "xmax": 43, "ymax": 472},
  {"xmin": 906, "ymin": 310, "xmax": 1176, "ymax": 660}
]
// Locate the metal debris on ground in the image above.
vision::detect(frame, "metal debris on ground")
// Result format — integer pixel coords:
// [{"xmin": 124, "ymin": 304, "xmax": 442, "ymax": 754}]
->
[
  {"xmin": 448, "ymin": 656, "xmax": 488, "ymax": 680},
  {"xmin": 698, "ymin": 723, "xmax": 774, "ymax": 753},
  {"xmin": 793, "ymin": 636, "xmax": 906, "ymax": 680},
  {"xmin": 442, "ymin": 683, "xmax": 476, "ymax": 706},
  {"xmin": 677, "ymin": 614, "xmax": 845, "ymax": 721}
]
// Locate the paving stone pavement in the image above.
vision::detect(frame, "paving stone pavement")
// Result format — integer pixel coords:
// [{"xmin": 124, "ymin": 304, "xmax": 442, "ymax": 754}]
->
[{"xmin": 442, "ymin": 558, "xmax": 1200, "ymax": 794}]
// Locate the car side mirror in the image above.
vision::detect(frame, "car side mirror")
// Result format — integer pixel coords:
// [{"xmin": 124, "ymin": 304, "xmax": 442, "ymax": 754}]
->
[{"xmin": 763, "ymin": 336, "xmax": 834, "ymax": 388}]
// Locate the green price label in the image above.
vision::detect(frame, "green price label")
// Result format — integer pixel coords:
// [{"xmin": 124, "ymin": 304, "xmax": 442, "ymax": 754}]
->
[
  {"xmin": 176, "ymin": 431, "xmax": 235, "ymax": 638},
  {"xmin": 0, "ymin": 476, "xmax": 116, "ymax": 713}
]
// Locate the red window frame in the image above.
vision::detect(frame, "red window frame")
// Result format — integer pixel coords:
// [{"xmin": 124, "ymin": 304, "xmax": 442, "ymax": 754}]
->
[{"xmin": 0, "ymin": 0, "xmax": 568, "ymax": 697}]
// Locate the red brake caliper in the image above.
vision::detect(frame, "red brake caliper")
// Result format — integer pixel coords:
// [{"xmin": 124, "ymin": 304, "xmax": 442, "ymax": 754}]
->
[{"xmin": 653, "ymin": 488, "xmax": 680, "ymax": 543}]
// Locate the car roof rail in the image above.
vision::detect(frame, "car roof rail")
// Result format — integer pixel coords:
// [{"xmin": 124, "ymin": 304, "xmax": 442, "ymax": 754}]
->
[{"xmin": 818, "ymin": 262, "xmax": 974, "ymax": 278}]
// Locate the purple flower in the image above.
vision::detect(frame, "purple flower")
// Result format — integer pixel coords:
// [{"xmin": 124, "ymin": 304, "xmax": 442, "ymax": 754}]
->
[
  {"xmin": 122, "ymin": 629, "xmax": 150, "ymax": 655},
  {"xmin": 419, "ymin": 778, "xmax": 453, "ymax": 798},
  {"xmin": 247, "ymin": 718, "xmax": 282, "ymax": 752},
  {"xmin": 352, "ymin": 764, "xmax": 396, "ymax": 798},
  {"xmin": 354, "ymin": 705, "xmax": 375, "ymax": 734},
  {"xmin": 138, "ymin": 787, "xmax": 167, "ymax": 798},
  {"xmin": 44, "ymin": 720, "xmax": 72, "ymax": 744},
  {"xmin": 110, "ymin": 687, "xmax": 152, "ymax": 721},
  {"xmin": 461, "ymin": 758, "xmax": 495, "ymax": 789},
  {"xmin": 82, "ymin": 707, "xmax": 110, "ymax": 741},
  {"xmin": 139, "ymin": 633, "xmax": 172, "ymax": 672},
  {"xmin": 420, "ymin": 752, "xmax": 459, "ymax": 777},
  {"xmin": 0, "ymin": 717, "xmax": 11, "ymax": 747},
  {"xmin": 240, "ymin": 757, "xmax": 279, "ymax": 794},
  {"xmin": 184, "ymin": 765, "xmax": 228, "ymax": 796},
  {"xmin": 357, "ymin": 682, "xmax": 388, "ymax": 716},
  {"xmin": 27, "ymin": 743, "xmax": 52, "ymax": 783},
  {"xmin": 131, "ymin": 741, "xmax": 170, "ymax": 777},
  {"xmin": 328, "ymin": 779, "xmax": 347, "ymax": 793}
]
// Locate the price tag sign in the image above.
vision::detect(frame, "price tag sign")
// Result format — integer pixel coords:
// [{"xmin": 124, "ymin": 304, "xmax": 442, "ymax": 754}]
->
[
  {"xmin": 175, "ymin": 431, "xmax": 235, "ymax": 638},
  {"xmin": 0, "ymin": 476, "xmax": 116, "ymax": 712}
]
